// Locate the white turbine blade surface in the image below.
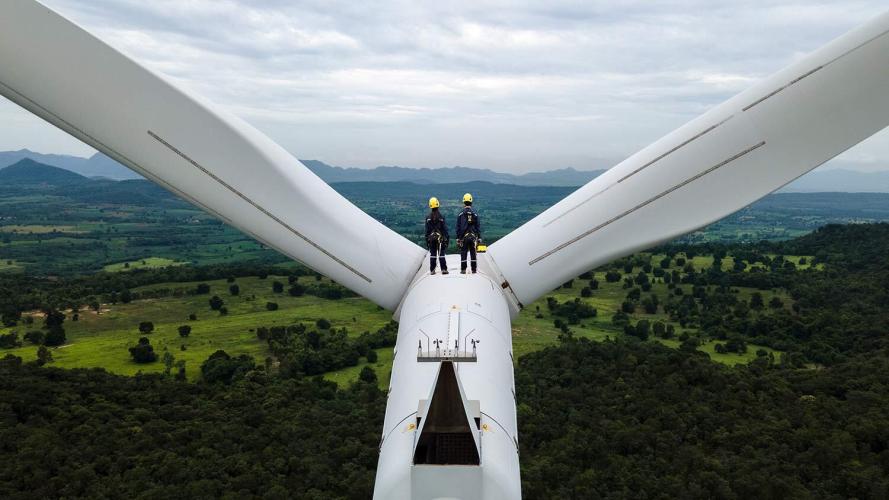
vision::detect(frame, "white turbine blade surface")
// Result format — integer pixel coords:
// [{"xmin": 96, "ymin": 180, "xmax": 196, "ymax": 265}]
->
[
  {"xmin": 488, "ymin": 11, "xmax": 889, "ymax": 307},
  {"xmin": 0, "ymin": 0, "xmax": 426, "ymax": 310}
]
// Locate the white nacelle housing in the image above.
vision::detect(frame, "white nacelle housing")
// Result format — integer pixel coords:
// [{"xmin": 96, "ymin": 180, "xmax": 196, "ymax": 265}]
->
[{"xmin": 375, "ymin": 255, "xmax": 521, "ymax": 500}]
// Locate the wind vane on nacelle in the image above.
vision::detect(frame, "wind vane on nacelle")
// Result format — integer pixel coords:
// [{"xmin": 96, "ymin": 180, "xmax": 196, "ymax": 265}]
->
[{"xmin": 2, "ymin": 1, "xmax": 889, "ymax": 498}]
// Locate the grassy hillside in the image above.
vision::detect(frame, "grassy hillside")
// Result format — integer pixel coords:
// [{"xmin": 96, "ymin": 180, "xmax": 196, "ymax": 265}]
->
[{"xmin": 1, "ymin": 250, "xmax": 804, "ymax": 385}]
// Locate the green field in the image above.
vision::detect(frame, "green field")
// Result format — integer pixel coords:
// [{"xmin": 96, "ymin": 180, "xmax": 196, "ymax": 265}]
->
[
  {"xmin": 0, "ymin": 224, "xmax": 83, "ymax": 234},
  {"xmin": 0, "ymin": 250, "xmax": 796, "ymax": 385},
  {"xmin": 1, "ymin": 275, "xmax": 392, "ymax": 382},
  {"xmin": 0, "ymin": 258, "xmax": 22, "ymax": 272},
  {"xmin": 103, "ymin": 257, "xmax": 188, "ymax": 272}
]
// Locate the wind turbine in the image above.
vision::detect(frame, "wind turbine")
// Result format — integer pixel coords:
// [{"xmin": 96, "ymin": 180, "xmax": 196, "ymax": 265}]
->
[{"xmin": 2, "ymin": 1, "xmax": 888, "ymax": 498}]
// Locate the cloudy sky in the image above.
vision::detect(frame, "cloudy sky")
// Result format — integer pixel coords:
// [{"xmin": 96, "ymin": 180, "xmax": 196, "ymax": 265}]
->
[{"xmin": 2, "ymin": 0, "xmax": 888, "ymax": 173}]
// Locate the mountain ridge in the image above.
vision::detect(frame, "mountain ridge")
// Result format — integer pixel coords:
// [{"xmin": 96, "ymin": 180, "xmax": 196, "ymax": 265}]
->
[
  {"xmin": 0, "ymin": 158, "xmax": 89, "ymax": 185},
  {"xmin": 2, "ymin": 149, "xmax": 888, "ymax": 190}
]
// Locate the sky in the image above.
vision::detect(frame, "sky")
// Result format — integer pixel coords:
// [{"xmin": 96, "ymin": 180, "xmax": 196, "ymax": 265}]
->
[{"xmin": 1, "ymin": 0, "xmax": 888, "ymax": 173}]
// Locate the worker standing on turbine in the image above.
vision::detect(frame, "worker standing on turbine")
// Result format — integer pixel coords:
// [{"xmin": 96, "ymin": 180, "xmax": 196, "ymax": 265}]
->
[
  {"xmin": 456, "ymin": 193, "xmax": 481, "ymax": 274},
  {"xmin": 425, "ymin": 197, "xmax": 449, "ymax": 274}
]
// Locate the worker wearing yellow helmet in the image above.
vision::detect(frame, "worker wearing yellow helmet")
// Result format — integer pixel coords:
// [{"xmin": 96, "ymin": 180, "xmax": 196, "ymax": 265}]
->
[
  {"xmin": 455, "ymin": 193, "xmax": 481, "ymax": 274},
  {"xmin": 425, "ymin": 197, "xmax": 449, "ymax": 274}
]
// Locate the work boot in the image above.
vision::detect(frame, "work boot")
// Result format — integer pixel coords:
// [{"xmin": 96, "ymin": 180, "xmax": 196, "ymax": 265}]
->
[
  {"xmin": 460, "ymin": 270, "xmax": 467, "ymax": 274},
  {"xmin": 431, "ymin": 270, "xmax": 437, "ymax": 275},
  {"xmin": 442, "ymin": 269, "xmax": 449, "ymax": 275}
]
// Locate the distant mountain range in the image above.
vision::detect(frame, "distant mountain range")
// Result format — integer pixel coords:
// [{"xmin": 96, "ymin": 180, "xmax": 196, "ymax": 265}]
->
[
  {"xmin": 299, "ymin": 160, "xmax": 605, "ymax": 186},
  {"xmin": 1, "ymin": 149, "xmax": 888, "ymax": 191},
  {"xmin": 0, "ymin": 150, "xmax": 602, "ymax": 186},
  {"xmin": 0, "ymin": 158, "xmax": 89, "ymax": 185},
  {"xmin": 0, "ymin": 149, "xmax": 142, "ymax": 180},
  {"xmin": 778, "ymin": 169, "xmax": 889, "ymax": 193},
  {"xmin": 0, "ymin": 159, "xmax": 180, "ymax": 205}
]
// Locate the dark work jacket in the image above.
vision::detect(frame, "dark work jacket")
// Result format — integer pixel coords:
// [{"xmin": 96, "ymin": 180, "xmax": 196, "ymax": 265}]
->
[
  {"xmin": 456, "ymin": 207, "xmax": 481, "ymax": 241},
  {"xmin": 425, "ymin": 211, "xmax": 449, "ymax": 246}
]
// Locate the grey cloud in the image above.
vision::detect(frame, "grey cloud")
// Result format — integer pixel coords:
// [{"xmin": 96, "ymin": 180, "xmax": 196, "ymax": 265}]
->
[{"xmin": 4, "ymin": 0, "xmax": 888, "ymax": 172}]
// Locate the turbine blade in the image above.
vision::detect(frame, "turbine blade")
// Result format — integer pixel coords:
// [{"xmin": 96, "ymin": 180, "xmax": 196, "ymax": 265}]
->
[
  {"xmin": 488, "ymin": 11, "xmax": 889, "ymax": 306},
  {"xmin": 0, "ymin": 0, "xmax": 426, "ymax": 310}
]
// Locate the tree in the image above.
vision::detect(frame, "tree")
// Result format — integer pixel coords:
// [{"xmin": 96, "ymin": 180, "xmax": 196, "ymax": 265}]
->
[
  {"xmin": 1, "ymin": 307, "xmax": 21, "ymax": 327},
  {"xmin": 288, "ymin": 283, "xmax": 305, "ymax": 297},
  {"xmin": 316, "ymin": 318, "xmax": 331, "ymax": 330},
  {"xmin": 0, "ymin": 332, "xmax": 21, "ymax": 349},
  {"xmin": 44, "ymin": 310, "xmax": 65, "ymax": 330},
  {"xmin": 581, "ymin": 287, "xmax": 592, "ymax": 298},
  {"xmin": 631, "ymin": 320, "xmax": 650, "ymax": 341},
  {"xmin": 359, "ymin": 366, "xmax": 378, "ymax": 384},
  {"xmin": 229, "ymin": 284, "xmax": 240, "ymax": 296},
  {"xmin": 174, "ymin": 360, "xmax": 187, "ymax": 381},
  {"xmin": 367, "ymin": 350, "xmax": 378, "ymax": 363},
  {"xmin": 201, "ymin": 350, "xmax": 254, "ymax": 384},
  {"xmin": 562, "ymin": 280, "xmax": 573, "ymax": 289},
  {"xmin": 750, "ymin": 292, "xmax": 764, "ymax": 310},
  {"xmin": 642, "ymin": 296, "xmax": 658, "ymax": 314},
  {"xmin": 138, "ymin": 321, "xmax": 154, "ymax": 334},
  {"xmin": 120, "ymin": 289, "xmax": 133, "ymax": 303},
  {"xmin": 129, "ymin": 337, "xmax": 157, "ymax": 363},
  {"xmin": 24, "ymin": 330, "xmax": 44, "ymax": 345},
  {"xmin": 272, "ymin": 281, "xmax": 284, "ymax": 293},
  {"xmin": 188, "ymin": 313, "xmax": 197, "ymax": 321},
  {"xmin": 769, "ymin": 297, "xmax": 784, "ymax": 309},
  {"xmin": 266, "ymin": 302, "xmax": 279, "ymax": 311},
  {"xmin": 44, "ymin": 327, "xmax": 66, "ymax": 347},
  {"xmin": 195, "ymin": 283, "xmax": 211, "ymax": 295},
  {"xmin": 219, "ymin": 307, "xmax": 228, "ymax": 316},
  {"xmin": 163, "ymin": 351, "xmax": 175, "ymax": 376},
  {"xmin": 36, "ymin": 345, "xmax": 53, "ymax": 366},
  {"xmin": 605, "ymin": 271, "xmax": 621, "ymax": 283},
  {"xmin": 178, "ymin": 325, "xmax": 191, "ymax": 338},
  {"xmin": 652, "ymin": 321, "xmax": 666, "ymax": 338},
  {"xmin": 621, "ymin": 301, "xmax": 635, "ymax": 313},
  {"xmin": 209, "ymin": 295, "xmax": 224, "ymax": 311}
]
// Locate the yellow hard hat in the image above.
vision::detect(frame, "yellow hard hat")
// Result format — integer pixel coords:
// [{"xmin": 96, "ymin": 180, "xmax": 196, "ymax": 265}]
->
[
  {"xmin": 463, "ymin": 193, "xmax": 473, "ymax": 203},
  {"xmin": 429, "ymin": 197, "xmax": 440, "ymax": 209}
]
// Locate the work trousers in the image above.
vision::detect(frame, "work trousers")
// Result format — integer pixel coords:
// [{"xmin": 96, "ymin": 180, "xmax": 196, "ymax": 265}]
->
[
  {"xmin": 429, "ymin": 242, "xmax": 447, "ymax": 272},
  {"xmin": 460, "ymin": 238, "xmax": 477, "ymax": 272}
]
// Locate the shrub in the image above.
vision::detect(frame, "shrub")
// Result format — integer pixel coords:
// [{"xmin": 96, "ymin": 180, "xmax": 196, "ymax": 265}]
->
[
  {"xmin": 129, "ymin": 337, "xmax": 157, "ymax": 363},
  {"xmin": 178, "ymin": 325, "xmax": 191, "ymax": 338},
  {"xmin": 266, "ymin": 302, "xmax": 279, "ymax": 311},
  {"xmin": 24, "ymin": 330, "xmax": 45, "ymax": 345},
  {"xmin": 209, "ymin": 296, "xmax": 224, "ymax": 311}
]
